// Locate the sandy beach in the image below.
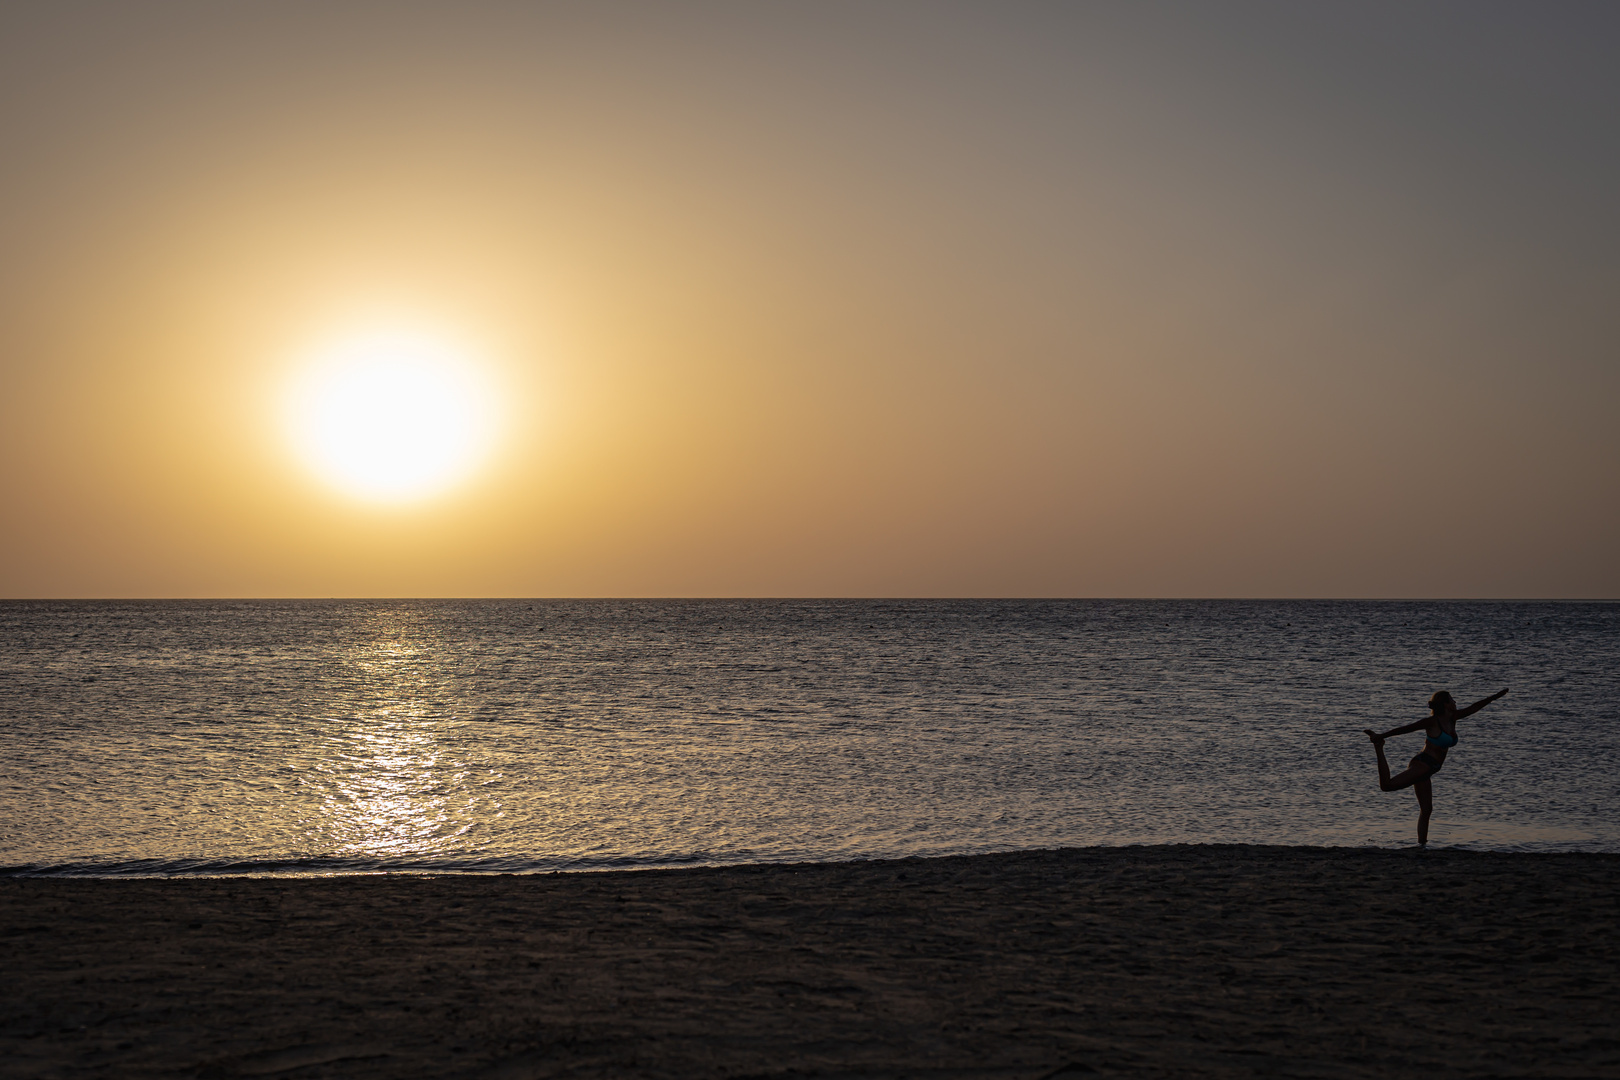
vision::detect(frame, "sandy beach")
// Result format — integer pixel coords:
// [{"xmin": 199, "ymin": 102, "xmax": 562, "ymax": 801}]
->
[{"xmin": 4, "ymin": 845, "xmax": 1617, "ymax": 1079}]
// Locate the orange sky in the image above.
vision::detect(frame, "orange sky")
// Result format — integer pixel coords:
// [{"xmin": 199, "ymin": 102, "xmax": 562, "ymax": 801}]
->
[{"xmin": 2, "ymin": 2, "xmax": 1617, "ymax": 598}]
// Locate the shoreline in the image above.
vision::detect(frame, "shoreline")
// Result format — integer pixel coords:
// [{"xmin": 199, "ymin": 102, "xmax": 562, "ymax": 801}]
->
[
  {"xmin": 9, "ymin": 838, "xmax": 1620, "ymax": 879},
  {"xmin": 6, "ymin": 845, "xmax": 1618, "ymax": 1078}
]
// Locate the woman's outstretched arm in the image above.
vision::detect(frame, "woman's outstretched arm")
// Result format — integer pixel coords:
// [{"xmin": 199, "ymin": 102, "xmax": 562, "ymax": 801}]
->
[
  {"xmin": 1375, "ymin": 719, "xmax": 1431, "ymax": 739},
  {"xmin": 1455, "ymin": 688, "xmax": 1510, "ymax": 720}
]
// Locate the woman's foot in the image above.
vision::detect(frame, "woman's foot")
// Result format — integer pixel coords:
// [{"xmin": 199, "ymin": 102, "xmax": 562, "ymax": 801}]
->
[{"xmin": 1364, "ymin": 729, "xmax": 1385, "ymax": 746}]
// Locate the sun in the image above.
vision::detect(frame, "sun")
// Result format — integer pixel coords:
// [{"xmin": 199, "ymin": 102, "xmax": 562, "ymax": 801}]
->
[{"xmin": 285, "ymin": 327, "xmax": 499, "ymax": 502}]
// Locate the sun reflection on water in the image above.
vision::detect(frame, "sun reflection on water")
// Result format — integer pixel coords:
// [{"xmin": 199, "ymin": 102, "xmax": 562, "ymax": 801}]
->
[{"xmin": 312, "ymin": 611, "xmax": 481, "ymax": 859}]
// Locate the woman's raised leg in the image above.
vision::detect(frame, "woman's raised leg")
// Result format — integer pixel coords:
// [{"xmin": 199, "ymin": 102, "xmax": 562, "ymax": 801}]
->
[
  {"xmin": 1365, "ymin": 731, "xmax": 1428, "ymax": 791},
  {"xmin": 1365, "ymin": 730, "xmax": 1392, "ymax": 787}
]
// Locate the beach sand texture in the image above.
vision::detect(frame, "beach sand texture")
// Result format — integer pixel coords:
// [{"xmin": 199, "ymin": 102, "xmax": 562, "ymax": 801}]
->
[{"xmin": 4, "ymin": 846, "xmax": 1617, "ymax": 1079}]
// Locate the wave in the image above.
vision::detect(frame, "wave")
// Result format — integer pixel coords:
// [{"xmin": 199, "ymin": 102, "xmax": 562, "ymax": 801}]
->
[
  {"xmin": 0, "ymin": 850, "xmax": 759, "ymax": 879},
  {"xmin": 7, "ymin": 827, "xmax": 1614, "ymax": 878}
]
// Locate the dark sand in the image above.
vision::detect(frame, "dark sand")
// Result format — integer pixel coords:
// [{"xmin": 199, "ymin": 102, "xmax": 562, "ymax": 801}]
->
[{"xmin": 4, "ymin": 846, "xmax": 1618, "ymax": 1079}]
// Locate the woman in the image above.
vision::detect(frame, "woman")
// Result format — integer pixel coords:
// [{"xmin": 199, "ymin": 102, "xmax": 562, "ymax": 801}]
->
[{"xmin": 1364, "ymin": 688, "xmax": 1509, "ymax": 845}]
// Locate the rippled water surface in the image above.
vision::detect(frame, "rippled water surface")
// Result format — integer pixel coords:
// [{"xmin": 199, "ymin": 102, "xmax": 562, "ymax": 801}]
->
[{"xmin": 2, "ymin": 600, "xmax": 1616, "ymax": 874}]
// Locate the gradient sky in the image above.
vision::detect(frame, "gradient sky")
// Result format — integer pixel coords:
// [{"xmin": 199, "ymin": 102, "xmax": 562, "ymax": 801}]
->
[{"xmin": 2, "ymin": 1, "xmax": 1616, "ymax": 598}]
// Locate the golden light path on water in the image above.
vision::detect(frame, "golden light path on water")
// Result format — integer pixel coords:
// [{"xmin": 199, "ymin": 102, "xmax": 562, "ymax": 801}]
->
[{"xmin": 314, "ymin": 611, "xmax": 479, "ymax": 859}]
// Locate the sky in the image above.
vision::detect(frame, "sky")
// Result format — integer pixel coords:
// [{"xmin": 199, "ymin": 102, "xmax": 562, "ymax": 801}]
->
[{"xmin": 1, "ymin": 1, "xmax": 1616, "ymax": 599}]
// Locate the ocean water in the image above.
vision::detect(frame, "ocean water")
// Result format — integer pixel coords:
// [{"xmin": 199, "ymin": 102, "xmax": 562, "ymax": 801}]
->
[{"xmin": 1, "ymin": 600, "xmax": 1616, "ymax": 876}]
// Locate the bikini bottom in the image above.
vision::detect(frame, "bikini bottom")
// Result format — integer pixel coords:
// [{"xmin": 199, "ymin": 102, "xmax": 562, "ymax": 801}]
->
[{"xmin": 1413, "ymin": 751, "xmax": 1444, "ymax": 776}]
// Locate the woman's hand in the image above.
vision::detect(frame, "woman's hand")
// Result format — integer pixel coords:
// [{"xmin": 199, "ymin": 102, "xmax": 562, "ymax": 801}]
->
[{"xmin": 1457, "ymin": 689, "xmax": 1510, "ymax": 719}]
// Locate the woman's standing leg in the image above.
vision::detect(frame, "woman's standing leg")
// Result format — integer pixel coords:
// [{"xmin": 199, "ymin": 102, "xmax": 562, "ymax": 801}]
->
[{"xmin": 1414, "ymin": 774, "xmax": 1433, "ymax": 845}]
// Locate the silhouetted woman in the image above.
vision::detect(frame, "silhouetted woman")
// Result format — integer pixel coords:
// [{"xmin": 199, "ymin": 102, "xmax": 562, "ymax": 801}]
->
[{"xmin": 1364, "ymin": 688, "xmax": 1509, "ymax": 845}]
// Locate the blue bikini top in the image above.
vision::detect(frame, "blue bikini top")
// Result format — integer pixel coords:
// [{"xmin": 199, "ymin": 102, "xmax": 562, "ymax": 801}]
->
[{"xmin": 1426, "ymin": 729, "xmax": 1459, "ymax": 749}]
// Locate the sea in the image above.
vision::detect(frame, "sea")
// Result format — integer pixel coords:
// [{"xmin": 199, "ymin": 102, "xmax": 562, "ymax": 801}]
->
[{"xmin": 1, "ymin": 600, "xmax": 1616, "ymax": 877}]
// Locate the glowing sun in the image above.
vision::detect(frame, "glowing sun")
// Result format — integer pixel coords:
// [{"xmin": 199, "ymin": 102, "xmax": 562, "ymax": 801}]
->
[{"xmin": 285, "ymin": 328, "xmax": 499, "ymax": 501}]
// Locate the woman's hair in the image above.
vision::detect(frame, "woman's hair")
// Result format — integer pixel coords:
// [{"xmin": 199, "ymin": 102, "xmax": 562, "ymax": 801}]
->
[{"xmin": 1429, "ymin": 691, "xmax": 1455, "ymax": 713}]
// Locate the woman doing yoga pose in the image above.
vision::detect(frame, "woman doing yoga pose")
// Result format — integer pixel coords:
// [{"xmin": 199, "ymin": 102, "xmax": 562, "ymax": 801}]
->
[{"xmin": 1364, "ymin": 687, "xmax": 1509, "ymax": 845}]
